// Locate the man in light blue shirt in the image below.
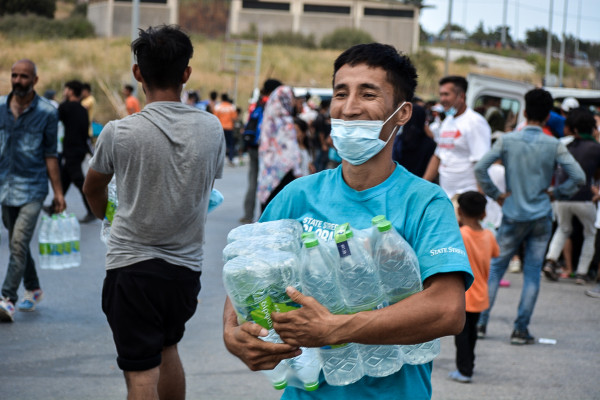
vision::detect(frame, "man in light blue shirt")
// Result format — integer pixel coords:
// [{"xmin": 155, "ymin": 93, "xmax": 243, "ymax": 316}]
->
[
  {"xmin": 474, "ymin": 88, "xmax": 585, "ymax": 345},
  {"xmin": 0, "ymin": 59, "xmax": 66, "ymax": 322}
]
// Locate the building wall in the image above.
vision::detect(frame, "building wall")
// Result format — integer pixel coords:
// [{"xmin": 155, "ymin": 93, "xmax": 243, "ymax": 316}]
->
[
  {"xmin": 88, "ymin": 0, "xmax": 178, "ymax": 38},
  {"xmin": 229, "ymin": 0, "xmax": 419, "ymax": 54}
]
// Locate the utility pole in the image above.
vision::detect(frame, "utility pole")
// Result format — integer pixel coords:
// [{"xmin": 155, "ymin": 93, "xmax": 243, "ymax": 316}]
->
[
  {"xmin": 501, "ymin": 0, "xmax": 508, "ymax": 47},
  {"xmin": 558, "ymin": 0, "xmax": 567, "ymax": 86},
  {"xmin": 544, "ymin": 0, "xmax": 553, "ymax": 86},
  {"xmin": 444, "ymin": 0, "xmax": 453, "ymax": 76},
  {"xmin": 131, "ymin": 0, "xmax": 140, "ymax": 94}
]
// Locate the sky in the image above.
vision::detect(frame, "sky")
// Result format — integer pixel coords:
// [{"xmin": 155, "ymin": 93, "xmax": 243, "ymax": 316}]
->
[{"xmin": 419, "ymin": 0, "xmax": 600, "ymax": 44}]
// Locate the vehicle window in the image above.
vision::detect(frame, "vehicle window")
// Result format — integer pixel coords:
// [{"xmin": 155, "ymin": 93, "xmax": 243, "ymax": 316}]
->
[{"xmin": 474, "ymin": 95, "xmax": 521, "ymax": 132}]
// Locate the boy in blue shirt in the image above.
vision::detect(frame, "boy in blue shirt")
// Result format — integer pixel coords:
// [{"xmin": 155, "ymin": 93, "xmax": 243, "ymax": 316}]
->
[{"xmin": 223, "ymin": 43, "xmax": 473, "ymax": 399}]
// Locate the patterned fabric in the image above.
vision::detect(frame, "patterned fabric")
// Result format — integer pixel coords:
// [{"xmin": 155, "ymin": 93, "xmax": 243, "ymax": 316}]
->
[{"xmin": 257, "ymin": 86, "xmax": 301, "ymax": 204}]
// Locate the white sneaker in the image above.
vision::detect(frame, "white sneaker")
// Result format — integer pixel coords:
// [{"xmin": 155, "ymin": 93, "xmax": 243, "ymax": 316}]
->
[
  {"xmin": 0, "ymin": 297, "xmax": 15, "ymax": 322},
  {"xmin": 508, "ymin": 257, "xmax": 522, "ymax": 273}
]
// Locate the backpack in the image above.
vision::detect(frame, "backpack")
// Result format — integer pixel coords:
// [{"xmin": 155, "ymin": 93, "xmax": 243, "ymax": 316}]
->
[{"xmin": 243, "ymin": 99, "xmax": 266, "ymax": 147}]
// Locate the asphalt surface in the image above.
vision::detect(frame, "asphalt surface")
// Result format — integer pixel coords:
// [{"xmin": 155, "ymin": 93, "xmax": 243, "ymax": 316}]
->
[{"xmin": 1, "ymin": 160, "xmax": 598, "ymax": 400}]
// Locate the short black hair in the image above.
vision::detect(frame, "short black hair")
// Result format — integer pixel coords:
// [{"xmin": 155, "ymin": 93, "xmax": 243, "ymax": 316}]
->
[
  {"xmin": 525, "ymin": 88, "xmax": 553, "ymax": 123},
  {"xmin": 210, "ymin": 91, "xmax": 217, "ymax": 101},
  {"xmin": 65, "ymin": 80, "xmax": 83, "ymax": 97},
  {"xmin": 131, "ymin": 25, "xmax": 193, "ymax": 90},
  {"xmin": 124, "ymin": 84, "xmax": 134, "ymax": 93},
  {"xmin": 221, "ymin": 93, "xmax": 229, "ymax": 102},
  {"xmin": 187, "ymin": 91, "xmax": 199, "ymax": 102},
  {"xmin": 566, "ymin": 107, "xmax": 596, "ymax": 135},
  {"xmin": 458, "ymin": 191, "xmax": 487, "ymax": 218},
  {"xmin": 333, "ymin": 43, "xmax": 417, "ymax": 105},
  {"xmin": 439, "ymin": 75, "xmax": 468, "ymax": 94},
  {"xmin": 82, "ymin": 82, "xmax": 91, "ymax": 92}
]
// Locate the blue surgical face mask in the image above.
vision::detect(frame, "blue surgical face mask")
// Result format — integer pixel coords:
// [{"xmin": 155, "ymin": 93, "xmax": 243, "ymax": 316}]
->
[
  {"xmin": 445, "ymin": 107, "xmax": 457, "ymax": 117},
  {"xmin": 330, "ymin": 102, "xmax": 406, "ymax": 166}
]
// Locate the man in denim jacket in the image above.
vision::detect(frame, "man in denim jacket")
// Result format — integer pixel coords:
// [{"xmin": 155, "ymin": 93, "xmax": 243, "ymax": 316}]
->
[
  {"xmin": 0, "ymin": 59, "xmax": 66, "ymax": 322},
  {"xmin": 474, "ymin": 88, "xmax": 585, "ymax": 345}
]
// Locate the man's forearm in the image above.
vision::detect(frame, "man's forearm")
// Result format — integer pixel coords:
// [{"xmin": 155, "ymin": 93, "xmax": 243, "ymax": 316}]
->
[{"xmin": 45, "ymin": 157, "xmax": 63, "ymax": 198}]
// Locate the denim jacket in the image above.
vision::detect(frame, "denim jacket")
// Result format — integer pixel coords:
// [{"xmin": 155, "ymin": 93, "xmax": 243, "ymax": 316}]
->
[
  {"xmin": 475, "ymin": 125, "xmax": 585, "ymax": 221},
  {"xmin": 0, "ymin": 92, "xmax": 58, "ymax": 206}
]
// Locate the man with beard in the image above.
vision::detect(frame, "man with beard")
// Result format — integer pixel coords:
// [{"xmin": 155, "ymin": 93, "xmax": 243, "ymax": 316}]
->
[{"xmin": 0, "ymin": 59, "xmax": 66, "ymax": 322}]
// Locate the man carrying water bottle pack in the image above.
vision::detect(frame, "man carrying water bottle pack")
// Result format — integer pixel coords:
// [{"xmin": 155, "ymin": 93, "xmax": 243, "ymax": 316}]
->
[{"xmin": 223, "ymin": 43, "xmax": 474, "ymax": 399}]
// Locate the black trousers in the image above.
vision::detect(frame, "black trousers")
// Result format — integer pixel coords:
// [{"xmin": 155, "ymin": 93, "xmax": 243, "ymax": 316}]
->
[
  {"xmin": 454, "ymin": 311, "xmax": 480, "ymax": 377},
  {"xmin": 60, "ymin": 154, "xmax": 92, "ymax": 214}
]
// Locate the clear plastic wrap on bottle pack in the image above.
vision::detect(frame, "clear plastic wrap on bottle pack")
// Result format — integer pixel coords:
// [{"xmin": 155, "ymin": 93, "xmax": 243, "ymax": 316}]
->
[
  {"xmin": 226, "ymin": 219, "xmax": 303, "ymax": 244},
  {"xmin": 222, "ymin": 234, "xmax": 302, "ymax": 263},
  {"xmin": 101, "ymin": 177, "xmax": 118, "ymax": 244}
]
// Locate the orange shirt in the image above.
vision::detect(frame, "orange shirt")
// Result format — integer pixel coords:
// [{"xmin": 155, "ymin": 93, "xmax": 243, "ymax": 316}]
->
[
  {"xmin": 214, "ymin": 101, "xmax": 238, "ymax": 130},
  {"xmin": 126, "ymin": 95, "xmax": 141, "ymax": 115},
  {"xmin": 460, "ymin": 226, "xmax": 500, "ymax": 312}
]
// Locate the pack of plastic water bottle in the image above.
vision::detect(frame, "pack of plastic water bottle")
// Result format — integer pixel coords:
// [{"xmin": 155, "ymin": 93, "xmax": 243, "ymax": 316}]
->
[
  {"xmin": 222, "ymin": 217, "xmax": 440, "ymax": 391},
  {"xmin": 38, "ymin": 212, "xmax": 81, "ymax": 270}
]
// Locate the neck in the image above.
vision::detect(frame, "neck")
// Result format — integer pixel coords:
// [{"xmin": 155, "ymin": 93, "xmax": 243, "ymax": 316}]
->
[
  {"xmin": 11, "ymin": 91, "xmax": 35, "ymax": 107},
  {"xmin": 526, "ymin": 120, "xmax": 545, "ymax": 128},
  {"xmin": 142, "ymin": 86, "xmax": 182, "ymax": 104},
  {"xmin": 454, "ymin": 102, "xmax": 467, "ymax": 117},
  {"xmin": 461, "ymin": 219, "xmax": 482, "ymax": 231},
  {"xmin": 341, "ymin": 145, "xmax": 396, "ymax": 191}
]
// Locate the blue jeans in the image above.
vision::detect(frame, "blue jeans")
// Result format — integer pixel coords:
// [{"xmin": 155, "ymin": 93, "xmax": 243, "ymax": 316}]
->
[
  {"xmin": 478, "ymin": 214, "xmax": 552, "ymax": 332},
  {"xmin": 1, "ymin": 200, "xmax": 43, "ymax": 304}
]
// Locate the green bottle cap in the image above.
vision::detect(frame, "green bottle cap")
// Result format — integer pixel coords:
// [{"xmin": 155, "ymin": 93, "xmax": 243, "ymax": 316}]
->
[
  {"xmin": 52, "ymin": 215, "xmax": 58, "ymax": 220},
  {"xmin": 304, "ymin": 381, "xmax": 320, "ymax": 391},
  {"xmin": 335, "ymin": 222, "xmax": 349, "ymax": 237},
  {"xmin": 346, "ymin": 229, "xmax": 354, "ymax": 238},
  {"xmin": 334, "ymin": 231, "xmax": 347, "ymax": 243},
  {"xmin": 273, "ymin": 379, "xmax": 288, "ymax": 390},
  {"xmin": 304, "ymin": 237, "xmax": 319, "ymax": 248},
  {"xmin": 371, "ymin": 215, "xmax": 386, "ymax": 225},
  {"xmin": 301, "ymin": 232, "xmax": 316, "ymax": 240},
  {"xmin": 377, "ymin": 220, "xmax": 392, "ymax": 232}
]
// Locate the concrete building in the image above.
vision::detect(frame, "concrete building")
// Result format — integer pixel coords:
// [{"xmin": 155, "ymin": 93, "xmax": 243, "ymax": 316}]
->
[
  {"xmin": 228, "ymin": 0, "xmax": 420, "ymax": 54},
  {"xmin": 87, "ymin": 0, "xmax": 178, "ymax": 38}
]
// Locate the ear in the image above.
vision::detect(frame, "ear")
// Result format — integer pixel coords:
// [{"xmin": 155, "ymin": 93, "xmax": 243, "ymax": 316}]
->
[
  {"xmin": 182, "ymin": 66, "xmax": 192, "ymax": 84},
  {"xmin": 395, "ymin": 102, "xmax": 412, "ymax": 126},
  {"xmin": 132, "ymin": 64, "xmax": 143, "ymax": 83}
]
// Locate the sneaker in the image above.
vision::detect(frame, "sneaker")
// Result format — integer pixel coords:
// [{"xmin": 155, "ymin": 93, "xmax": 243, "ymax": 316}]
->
[
  {"xmin": 79, "ymin": 213, "xmax": 96, "ymax": 223},
  {"xmin": 0, "ymin": 298, "xmax": 15, "ymax": 322},
  {"xmin": 542, "ymin": 260, "xmax": 559, "ymax": 282},
  {"xmin": 499, "ymin": 279, "xmax": 511, "ymax": 287},
  {"xmin": 448, "ymin": 370, "xmax": 472, "ymax": 383},
  {"xmin": 575, "ymin": 274, "xmax": 589, "ymax": 285},
  {"xmin": 17, "ymin": 289, "xmax": 43, "ymax": 312},
  {"xmin": 508, "ymin": 257, "xmax": 522, "ymax": 273},
  {"xmin": 510, "ymin": 329, "xmax": 535, "ymax": 345},
  {"xmin": 585, "ymin": 284, "xmax": 600, "ymax": 298},
  {"xmin": 238, "ymin": 217, "xmax": 253, "ymax": 224},
  {"xmin": 477, "ymin": 324, "xmax": 486, "ymax": 339}
]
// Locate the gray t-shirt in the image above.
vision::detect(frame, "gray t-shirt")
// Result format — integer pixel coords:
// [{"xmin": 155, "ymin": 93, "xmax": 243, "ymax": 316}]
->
[{"xmin": 90, "ymin": 101, "xmax": 225, "ymax": 271}]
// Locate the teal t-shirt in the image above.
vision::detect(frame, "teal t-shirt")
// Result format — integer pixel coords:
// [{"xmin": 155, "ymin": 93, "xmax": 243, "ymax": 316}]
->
[{"xmin": 260, "ymin": 163, "xmax": 473, "ymax": 400}]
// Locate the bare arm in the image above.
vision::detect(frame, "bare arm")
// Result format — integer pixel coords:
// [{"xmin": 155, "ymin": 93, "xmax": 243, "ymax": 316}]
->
[
  {"xmin": 272, "ymin": 272, "xmax": 466, "ymax": 347},
  {"xmin": 82, "ymin": 168, "xmax": 113, "ymax": 220},
  {"xmin": 422, "ymin": 154, "xmax": 440, "ymax": 182},
  {"xmin": 45, "ymin": 157, "xmax": 66, "ymax": 213},
  {"xmin": 222, "ymin": 297, "xmax": 301, "ymax": 371}
]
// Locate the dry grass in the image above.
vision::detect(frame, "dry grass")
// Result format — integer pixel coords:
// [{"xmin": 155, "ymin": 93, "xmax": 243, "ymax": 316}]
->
[{"xmin": 0, "ymin": 36, "xmax": 546, "ymax": 123}]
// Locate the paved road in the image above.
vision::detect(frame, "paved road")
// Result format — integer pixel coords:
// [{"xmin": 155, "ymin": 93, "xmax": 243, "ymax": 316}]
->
[{"xmin": 1, "ymin": 161, "xmax": 598, "ymax": 400}]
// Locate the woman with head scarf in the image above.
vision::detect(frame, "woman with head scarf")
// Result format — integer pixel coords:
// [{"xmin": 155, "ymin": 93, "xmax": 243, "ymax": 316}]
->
[{"xmin": 257, "ymin": 85, "xmax": 302, "ymax": 211}]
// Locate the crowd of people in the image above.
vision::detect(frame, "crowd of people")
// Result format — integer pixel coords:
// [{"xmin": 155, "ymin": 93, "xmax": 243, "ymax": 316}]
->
[{"xmin": 1, "ymin": 23, "xmax": 600, "ymax": 400}]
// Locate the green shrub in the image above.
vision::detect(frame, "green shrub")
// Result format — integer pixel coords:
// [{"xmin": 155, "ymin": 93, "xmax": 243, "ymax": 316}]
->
[
  {"xmin": 455, "ymin": 55, "xmax": 477, "ymax": 65},
  {"xmin": 263, "ymin": 31, "xmax": 316, "ymax": 49},
  {"xmin": 320, "ymin": 28, "xmax": 374, "ymax": 50},
  {"xmin": 0, "ymin": 14, "xmax": 94, "ymax": 39}
]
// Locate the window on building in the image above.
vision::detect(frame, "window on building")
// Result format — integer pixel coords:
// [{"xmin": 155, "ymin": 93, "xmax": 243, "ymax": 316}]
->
[
  {"xmin": 242, "ymin": 0, "xmax": 290, "ymax": 11},
  {"xmin": 303, "ymin": 4, "xmax": 351, "ymax": 14},
  {"xmin": 363, "ymin": 8, "xmax": 414, "ymax": 18}
]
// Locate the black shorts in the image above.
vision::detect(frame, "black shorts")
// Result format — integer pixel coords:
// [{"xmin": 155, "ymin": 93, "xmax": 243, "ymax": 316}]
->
[{"xmin": 102, "ymin": 258, "xmax": 201, "ymax": 371}]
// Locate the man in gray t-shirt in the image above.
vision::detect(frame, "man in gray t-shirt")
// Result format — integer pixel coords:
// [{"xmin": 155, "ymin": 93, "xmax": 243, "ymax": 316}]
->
[{"xmin": 83, "ymin": 26, "xmax": 225, "ymax": 399}]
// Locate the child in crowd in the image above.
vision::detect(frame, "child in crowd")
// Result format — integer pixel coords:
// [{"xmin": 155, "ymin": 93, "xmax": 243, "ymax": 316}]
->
[
  {"xmin": 293, "ymin": 117, "xmax": 315, "ymax": 177},
  {"xmin": 449, "ymin": 191, "xmax": 500, "ymax": 383}
]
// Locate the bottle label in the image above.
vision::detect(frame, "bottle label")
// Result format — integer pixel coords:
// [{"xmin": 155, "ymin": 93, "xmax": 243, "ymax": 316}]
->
[
  {"xmin": 105, "ymin": 200, "xmax": 117, "ymax": 223},
  {"xmin": 56, "ymin": 242, "xmax": 64, "ymax": 256},
  {"xmin": 64, "ymin": 241, "xmax": 72, "ymax": 253},
  {"xmin": 336, "ymin": 241, "xmax": 351, "ymax": 258},
  {"xmin": 321, "ymin": 342, "xmax": 350, "ymax": 350},
  {"xmin": 39, "ymin": 243, "xmax": 50, "ymax": 256},
  {"xmin": 71, "ymin": 240, "xmax": 80, "ymax": 253}
]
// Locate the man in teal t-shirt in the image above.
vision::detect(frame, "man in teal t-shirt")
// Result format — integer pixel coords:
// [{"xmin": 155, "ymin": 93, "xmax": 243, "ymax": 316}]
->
[{"xmin": 223, "ymin": 43, "xmax": 473, "ymax": 399}]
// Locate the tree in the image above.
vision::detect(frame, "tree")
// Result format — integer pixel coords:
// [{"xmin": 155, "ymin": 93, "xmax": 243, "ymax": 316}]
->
[
  {"xmin": 525, "ymin": 27, "xmax": 560, "ymax": 51},
  {"xmin": 0, "ymin": 0, "xmax": 56, "ymax": 18}
]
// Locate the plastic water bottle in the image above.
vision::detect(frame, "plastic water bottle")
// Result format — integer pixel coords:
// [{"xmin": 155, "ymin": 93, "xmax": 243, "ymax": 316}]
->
[
  {"xmin": 335, "ymin": 225, "xmax": 402, "ymax": 378},
  {"xmin": 38, "ymin": 216, "xmax": 51, "ymax": 269},
  {"xmin": 59, "ymin": 213, "xmax": 73, "ymax": 268},
  {"xmin": 301, "ymin": 237, "xmax": 364, "ymax": 386},
  {"xmin": 69, "ymin": 213, "xmax": 81, "ymax": 267},
  {"xmin": 222, "ymin": 256, "xmax": 290, "ymax": 389},
  {"xmin": 372, "ymin": 220, "xmax": 421, "ymax": 304},
  {"xmin": 102, "ymin": 177, "xmax": 118, "ymax": 243},
  {"xmin": 49, "ymin": 215, "xmax": 64, "ymax": 269},
  {"xmin": 288, "ymin": 347, "xmax": 321, "ymax": 392},
  {"xmin": 222, "ymin": 235, "xmax": 302, "ymax": 263},
  {"xmin": 372, "ymin": 219, "xmax": 440, "ymax": 365},
  {"xmin": 227, "ymin": 219, "xmax": 303, "ymax": 244}
]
